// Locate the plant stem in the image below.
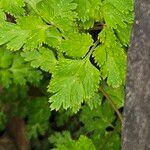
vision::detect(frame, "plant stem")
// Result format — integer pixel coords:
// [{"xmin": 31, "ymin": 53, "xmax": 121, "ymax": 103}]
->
[
  {"xmin": 98, "ymin": 86, "xmax": 123, "ymax": 123},
  {"xmin": 85, "ymin": 39, "xmax": 100, "ymax": 59}
]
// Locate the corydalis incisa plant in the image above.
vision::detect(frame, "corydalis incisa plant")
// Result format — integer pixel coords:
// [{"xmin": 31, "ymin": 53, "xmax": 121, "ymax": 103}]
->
[{"xmin": 0, "ymin": 0, "xmax": 133, "ymax": 113}]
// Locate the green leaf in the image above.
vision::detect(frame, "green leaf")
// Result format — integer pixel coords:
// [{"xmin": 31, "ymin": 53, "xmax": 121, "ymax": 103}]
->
[
  {"xmin": 0, "ymin": 46, "xmax": 42, "ymax": 87},
  {"xmin": 0, "ymin": 85, "xmax": 27, "ymax": 102},
  {"xmin": 0, "ymin": 15, "xmax": 61, "ymax": 50},
  {"xmin": 24, "ymin": 0, "xmax": 42, "ymax": 11},
  {"xmin": 101, "ymin": 83, "xmax": 125, "ymax": 108},
  {"xmin": 50, "ymin": 131, "xmax": 96, "ymax": 150},
  {"xmin": 99, "ymin": 27, "xmax": 117, "ymax": 46},
  {"xmin": 99, "ymin": 122, "xmax": 121, "ymax": 150},
  {"xmin": 48, "ymin": 58, "xmax": 100, "ymax": 112},
  {"xmin": 0, "ymin": 46, "xmax": 13, "ymax": 68},
  {"xmin": 93, "ymin": 44, "xmax": 106, "ymax": 67},
  {"xmin": 93, "ymin": 27, "xmax": 126, "ymax": 87},
  {"xmin": 101, "ymin": 132, "xmax": 120, "ymax": 150},
  {"xmin": 0, "ymin": 0, "xmax": 25, "ymax": 17},
  {"xmin": 80, "ymin": 101, "xmax": 115, "ymax": 132},
  {"xmin": 16, "ymin": 15, "xmax": 48, "ymax": 50},
  {"xmin": 102, "ymin": 0, "xmax": 133, "ymax": 28},
  {"xmin": 55, "ymin": 109, "xmax": 74, "ymax": 127},
  {"xmin": 36, "ymin": 0, "xmax": 77, "ymax": 32},
  {"xmin": 0, "ymin": 23, "xmax": 27, "ymax": 50},
  {"xmin": 75, "ymin": 0, "xmax": 101, "ymax": 22},
  {"xmin": 60, "ymin": 32, "xmax": 93, "ymax": 58},
  {"xmin": 86, "ymin": 93, "xmax": 103, "ymax": 109},
  {"xmin": 106, "ymin": 50, "xmax": 126, "ymax": 87},
  {"xmin": 0, "ymin": 111, "xmax": 7, "ymax": 131},
  {"xmin": 105, "ymin": 0, "xmax": 133, "ymax": 13},
  {"xmin": 75, "ymin": 135, "xmax": 96, "ymax": 150},
  {"xmin": 75, "ymin": 0, "xmax": 102, "ymax": 29},
  {"xmin": 21, "ymin": 47, "xmax": 57, "ymax": 72},
  {"xmin": 50, "ymin": 131, "xmax": 75, "ymax": 149},
  {"xmin": 10, "ymin": 56, "xmax": 42, "ymax": 85},
  {"xmin": 116, "ymin": 24, "xmax": 132, "ymax": 46},
  {"xmin": 27, "ymin": 97, "xmax": 51, "ymax": 138},
  {"xmin": 45, "ymin": 27, "xmax": 62, "ymax": 48},
  {"xmin": 0, "ymin": 9, "xmax": 6, "ymax": 21}
]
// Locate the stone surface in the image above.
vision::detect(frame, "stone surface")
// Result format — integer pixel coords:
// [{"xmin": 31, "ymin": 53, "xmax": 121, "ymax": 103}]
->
[{"xmin": 122, "ymin": 0, "xmax": 150, "ymax": 149}]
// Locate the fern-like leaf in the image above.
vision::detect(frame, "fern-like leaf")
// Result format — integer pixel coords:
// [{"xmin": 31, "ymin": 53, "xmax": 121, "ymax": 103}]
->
[
  {"xmin": 48, "ymin": 58, "xmax": 100, "ymax": 112},
  {"xmin": 21, "ymin": 47, "xmax": 57, "ymax": 72},
  {"xmin": 93, "ymin": 27, "xmax": 126, "ymax": 87},
  {"xmin": 0, "ymin": 46, "xmax": 42, "ymax": 87},
  {"xmin": 0, "ymin": 0, "xmax": 25, "ymax": 17},
  {"xmin": 60, "ymin": 32, "xmax": 93, "ymax": 58},
  {"xmin": 0, "ymin": 15, "xmax": 62, "ymax": 50},
  {"xmin": 102, "ymin": 0, "xmax": 133, "ymax": 29},
  {"xmin": 36, "ymin": 0, "xmax": 77, "ymax": 32}
]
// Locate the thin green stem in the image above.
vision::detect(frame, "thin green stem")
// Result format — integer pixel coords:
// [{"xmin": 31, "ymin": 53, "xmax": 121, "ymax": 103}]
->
[
  {"xmin": 98, "ymin": 86, "xmax": 123, "ymax": 123},
  {"xmin": 85, "ymin": 39, "xmax": 100, "ymax": 59}
]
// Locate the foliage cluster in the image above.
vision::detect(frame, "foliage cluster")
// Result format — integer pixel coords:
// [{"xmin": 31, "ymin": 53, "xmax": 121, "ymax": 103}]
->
[{"xmin": 0, "ymin": 0, "xmax": 133, "ymax": 149}]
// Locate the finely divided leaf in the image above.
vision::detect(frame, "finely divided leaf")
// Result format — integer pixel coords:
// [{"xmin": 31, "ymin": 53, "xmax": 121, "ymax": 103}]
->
[
  {"xmin": 0, "ymin": 0, "xmax": 25, "ymax": 17},
  {"xmin": 50, "ymin": 131, "xmax": 96, "ymax": 150},
  {"xmin": 36, "ymin": 0, "xmax": 77, "ymax": 32},
  {"xmin": 27, "ymin": 97, "xmax": 51, "ymax": 138},
  {"xmin": 102, "ymin": 0, "xmax": 133, "ymax": 29},
  {"xmin": 93, "ymin": 44, "xmax": 106, "ymax": 67},
  {"xmin": 75, "ymin": 0, "xmax": 101, "ymax": 22},
  {"xmin": 101, "ymin": 83, "xmax": 124, "ymax": 108},
  {"xmin": 80, "ymin": 101, "xmax": 115, "ymax": 132},
  {"xmin": 106, "ymin": 48, "xmax": 126, "ymax": 87},
  {"xmin": 0, "ymin": 9, "xmax": 6, "ymax": 21},
  {"xmin": 45, "ymin": 27, "xmax": 62, "ymax": 48},
  {"xmin": 116, "ymin": 24, "xmax": 132, "ymax": 46},
  {"xmin": 60, "ymin": 33, "xmax": 93, "ymax": 58},
  {"xmin": 86, "ymin": 93, "xmax": 103, "ymax": 109},
  {"xmin": 48, "ymin": 59, "xmax": 100, "ymax": 112},
  {"xmin": 0, "ymin": 16, "xmax": 61, "ymax": 51},
  {"xmin": 21, "ymin": 47, "xmax": 57, "ymax": 72},
  {"xmin": 93, "ymin": 27, "xmax": 126, "ymax": 87},
  {"xmin": 24, "ymin": 0, "xmax": 42, "ymax": 12},
  {"xmin": 75, "ymin": 0, "xmax": 102, "ymax": 29},
  {"xmin": 75, "ymin": 135, "xmax": 96, "ymax": 150},
  {"xmin": 0, "ymin": 46, "xmax": 42, "ymax": 87}
]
